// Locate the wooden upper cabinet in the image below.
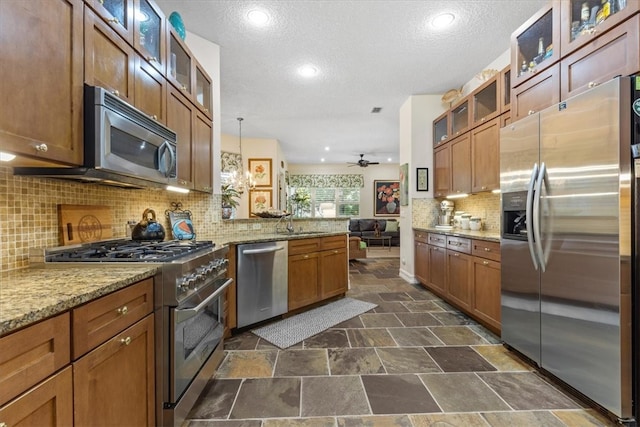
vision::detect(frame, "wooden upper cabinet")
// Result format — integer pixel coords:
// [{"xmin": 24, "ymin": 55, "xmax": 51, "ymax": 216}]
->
[
  {"xmin": 433, "ymin": 143, "xmax": 451, "ymax": 198},
  {"xmin": 433, "ymin": 110, "xmax": 450, "ymax": 148},
  {"xmin": 450, "ymin": 133, "xmax": 471, "ymax": 196},
  {"xmin": 85, "ymin": 0, "xmax": 135, "ymax": 44},
  {"xmin": 167, "ymin": 85, "xmax": 195, "ymax": 189},
  {"xmin": 559, "ymin": 0, "xmax": 640, "ymax": 57},
  {"xmin": 167, "ymin": 28, "xmax": 193, "ymax": 95},
  {"xmin": 471, "ymin": 117, "xmax": 500, "ymax": 193},
  {"xmin": 512, "ymin": 63, "xmax": 560, "ymax": 122},
  {"xmin": 0, "ymin": 0, "xmax": 84, "ymax": 166},
  {"xmin": 134, "ymin": 0, "xmax": 167, "ymax": 74},
  {"xmin": 450, "ymin": 95, "xmax": 471, "ymax": 138},
  {"xmin": 85, "ymin": 7, "xmax": 136, "ymax": 104},
  {"xmin": 194, "ymin": 109, "xmax": 213, "ymax": 193},
  {"xmin": 195, "ymin": 63, "xmax": 214, "ymax": 120},
  {"xmin": 511, "ymin": 2, "xmax": 561, "ymax": 88},
  {"xmin": 135, "ymin": 55, "xmax": 168, "ymax": 124},
  {"xmin": 561, "ymin": 14, "xmax": 640, "ymax": 100},
  {"xmin": 499, "ymin": 65, "xmax": 511, "ymax": 112},
  {"xmin": 471, "ymin": 74, "xmax": 500, "ymax": 128}
]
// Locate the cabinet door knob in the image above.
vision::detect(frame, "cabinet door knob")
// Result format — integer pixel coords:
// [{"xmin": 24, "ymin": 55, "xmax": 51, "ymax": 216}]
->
[
  {"xmin": 147, "ymin": 56, "xmax": 158, "ymax": 62},
  {"xmin": 35, "ymin": 143, "xmax": 48, "ymax": 152},
  {"xmin": 453, "ymin": 253, "xmax": 459, "ymax": 257},
  {"xmin": 204, "ymin": 108, "xmax": 209, "ymax": 113},
  {"xmin": 181, "ymin": 85, "xmax": 187, "ymax": 91},
  {"xmin": 151, "ymin": 114, "xmax": 158, "ymax": 121},
  {"xmin": 483, "ymin": 260, "xmax": 489, "ymax": 265},
  {"xmin": 481, "ymin": 117, "xmax": 486, "ymax": 122},
  {"xmin": 334, "ymin": 250, "xmax": 339, "ymax": 254},
  {"xmin": 117, "ymin": 306, "xmax": 128, "ymax": 315},
  {"xmin": 106, "ymin": 17, "xmax": 120, "ymax": 24},
  {"xmin": 481, "ymin": 186, "xmax": 487, "ymax": 190},
  {"xmin": 304, "ymin": 255, "xmax": 309, "ymax": 259},
  {"xmin": 588, "ymin": 81, "xmax": 598, "ymax": 88},
  {"xmin": 112, "ymin": 90, "xmax": 120, "ymax": 97},
  {"xmin": 120, "ymin": 336, "xmax": 132, "ymax": 346},
  {"xmin": 528, "ymin": 110, "xmax": 535, "ymax": 116},
  {"xmin": 484, "ymin": 247, "xmax": 491, "ymax": 252}
]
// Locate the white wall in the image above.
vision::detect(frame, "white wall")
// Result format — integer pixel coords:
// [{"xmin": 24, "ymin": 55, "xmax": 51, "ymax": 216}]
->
[
  {"xmin": 398, "ymin": 95, "xmax": 444, "ymax": 283},
  {"xmin": 287, "ymin": 163, "xmax": 399, "ymax": 218},
  {"xmin": 183, "ymin": 31, "xmax": 222, "ymax": 194}
]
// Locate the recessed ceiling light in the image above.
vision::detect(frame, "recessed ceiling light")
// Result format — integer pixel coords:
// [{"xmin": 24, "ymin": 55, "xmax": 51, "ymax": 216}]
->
[
  {"xmin": 387, "ymin": 158, "xmax": 392, "ymax": 162},
  {"xmin": 321, "ymin": 158, "xmax": 325, "ymax": 162},
  {"xmin": 298, "ymin": 65, "xmax": 318, "ymax": 78},
  {"xmin": 432, "ymin": 13, "xmax": 455, "ymax": 29},
  {"xmin": 247, "ymin": 9, "xmax": 270, "ymax": 26},
  {"xmin": 324, "ymin": 146, "xmax": 330, "ymax": 151}
]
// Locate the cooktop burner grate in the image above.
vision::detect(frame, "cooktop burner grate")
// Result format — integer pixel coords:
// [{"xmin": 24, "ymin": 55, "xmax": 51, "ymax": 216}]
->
[{"xmin": 45, "ymin": 239, "xmax": 215, "ymax": 262}]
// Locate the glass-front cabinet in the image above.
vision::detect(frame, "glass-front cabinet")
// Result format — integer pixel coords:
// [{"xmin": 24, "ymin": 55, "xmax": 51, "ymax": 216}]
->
[
  {"xmin": 168, "ymin": 29, "xmax": 192, "ymax": 94},
  {"xmin": 134, "ymin": 0, "xmax": 166, "ymax": 74},
  {"xmin": 195, "ymin": 63, "xmax": 213, "ymax": 119},
  {"xmin": 511, "ymin": 2, "xmax": 560, "ymax": 88},
  {"xmin": 450, "ymin": 96, "xmax": 471, "ymax": 138},
  {"xmin": 471, "ymin": 74, "xmax": 499, "ymax": 128},
  {"xmin": 500, "ymin": 65, "xmax": 511, "ymax": 112},
  {"xmin": 560, "ymin": 0, "xmax": 640, "ymax": 56},
  {"xmin": 433, "ymin": 111, "xmax": 450, "ymax": 148},
  {"xmin": 85, "ymin": 0, "xmax": 134, "ymax": 43}
]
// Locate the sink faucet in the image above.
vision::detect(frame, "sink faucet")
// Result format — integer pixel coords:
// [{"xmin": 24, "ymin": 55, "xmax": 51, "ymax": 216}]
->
[{"xmin": 275, "ymin": 213, "xmax": 295, "ymax": 234}]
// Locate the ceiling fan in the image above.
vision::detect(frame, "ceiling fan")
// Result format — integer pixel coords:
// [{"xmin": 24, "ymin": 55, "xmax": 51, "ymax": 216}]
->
[{"xmin": 347, "ymin": 154, "xmax": 380, "ymax": 168}]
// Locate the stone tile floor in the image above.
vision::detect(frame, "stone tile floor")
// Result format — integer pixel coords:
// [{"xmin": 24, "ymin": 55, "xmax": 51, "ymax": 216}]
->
[{"xmin": 186, "ymin": 257, "xmax": 617, "ymax": 427}]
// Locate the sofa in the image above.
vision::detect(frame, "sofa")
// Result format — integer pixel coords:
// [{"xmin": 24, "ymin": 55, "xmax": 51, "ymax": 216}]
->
[{"xmin": 348, "ymin": 219, "xmax": 400, "ymax": 246}]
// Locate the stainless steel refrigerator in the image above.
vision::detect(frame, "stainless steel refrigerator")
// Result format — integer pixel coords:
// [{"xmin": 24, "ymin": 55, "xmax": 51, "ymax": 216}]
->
[{"xmin": 500, "ymin": 76, "xmax": 634, "ymax": 421}]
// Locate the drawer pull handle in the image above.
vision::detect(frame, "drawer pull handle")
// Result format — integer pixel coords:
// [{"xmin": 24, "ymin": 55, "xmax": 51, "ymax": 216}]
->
[
  {"xmin": 453, "ymin": 253, "xmax": 459, "ymax": 257},
  {"xmin": 117, "ymin": 306, "xmax": 128, "ymax": 315},
  {"xmin": 304, "ymin": 255, "xmax": 309, "ymax": 259},
  {"xmin": 120, "ymin": 336, "xmax": 132, "ymax": 346},
  {"xmin": 483, "ymin": 261, "xmax": 489, "ymax": 265},
  {"xmin": 484, "ymin": 248, "xmax": 491, "ymax": 252},
  {"xmin": 588, "ymin": 81, "xmax": 598, "ymax": 88},
  {"xmin": 333, "ymin": 250, "xmax": 338, "ymax": 254},
  {"xmin": 35, "ymin": 143, "xmax": 48, "ymax": 152},
  {"xmin": 449, "ymin": 242, "xmax": 460, "ymax": 246},
  {"xmin": 107, "ymin": 17, "xmax": 120, "ymax": 24},
  {"xmin": 528, "ymin": 110, "xmax": 535, "ymax": 116}
]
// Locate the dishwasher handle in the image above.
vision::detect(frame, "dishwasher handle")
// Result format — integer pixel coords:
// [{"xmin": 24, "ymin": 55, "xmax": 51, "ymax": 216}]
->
[{"xmin": 242, "ymin": 246, "xmax": 285, "ymax": 255}]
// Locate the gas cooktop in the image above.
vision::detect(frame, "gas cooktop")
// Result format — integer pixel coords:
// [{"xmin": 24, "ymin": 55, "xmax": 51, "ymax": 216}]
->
[{"xmin": 44, "ymin": 239, "xmax": 215, "ymax": 262}]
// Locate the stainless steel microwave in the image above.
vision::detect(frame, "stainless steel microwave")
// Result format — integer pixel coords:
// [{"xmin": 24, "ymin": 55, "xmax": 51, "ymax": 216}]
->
[{"xmin": 14, "ymin": 85, "xmax": 178, "ymax": 189}]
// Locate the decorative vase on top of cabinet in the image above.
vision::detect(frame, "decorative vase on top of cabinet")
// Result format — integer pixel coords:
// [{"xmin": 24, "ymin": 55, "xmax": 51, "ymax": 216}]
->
[
  {"xmin": 511, "ymin": 1, "xmax": 560, "ymax": 89},
  {"xmin": 559, "ymin": 0, "xmax": 640, "ymax": 57}
]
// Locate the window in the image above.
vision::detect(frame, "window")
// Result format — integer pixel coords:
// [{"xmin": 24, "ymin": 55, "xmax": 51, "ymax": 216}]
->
[{"xmin": 290, "ymin": 187, "xmax": 359, "ymax": 218}]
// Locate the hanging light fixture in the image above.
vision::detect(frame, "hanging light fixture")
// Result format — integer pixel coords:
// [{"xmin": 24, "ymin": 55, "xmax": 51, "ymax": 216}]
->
[{"xmin": 226, "ymin": 117, "xmax": 255, "ymax": 194}]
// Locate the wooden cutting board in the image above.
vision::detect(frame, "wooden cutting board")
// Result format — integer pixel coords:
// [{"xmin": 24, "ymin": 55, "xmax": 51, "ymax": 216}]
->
[{"xmin": 57, "ymin": 204, "xmax": 114, "ymax": 245}]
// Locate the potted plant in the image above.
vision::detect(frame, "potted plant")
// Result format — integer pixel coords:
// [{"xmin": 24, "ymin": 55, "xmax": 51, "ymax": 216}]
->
[{"xmin": 221, "ymin": 183, "xmax": 241, "ymax": 220}]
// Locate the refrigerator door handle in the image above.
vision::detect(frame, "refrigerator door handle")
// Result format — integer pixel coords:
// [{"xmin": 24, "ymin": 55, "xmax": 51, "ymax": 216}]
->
[
  {"xmin": 526, "ymin": 163, "xmax": 540, "ymax": 270},
  {"xmin": 533, "ymin": 162, "xmax": 547, "ymax": 272}
]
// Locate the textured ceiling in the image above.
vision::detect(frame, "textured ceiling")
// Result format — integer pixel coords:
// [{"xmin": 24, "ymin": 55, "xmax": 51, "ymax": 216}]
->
[{"xmin": 154, "ymin": 0, "xmax": 547, "ymax": 165}]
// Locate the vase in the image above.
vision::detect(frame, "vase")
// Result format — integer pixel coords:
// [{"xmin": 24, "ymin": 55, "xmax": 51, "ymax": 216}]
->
[
  {"xmin": 386, "ymin": 201, "xmax": 397, "ymax": 214},
  {"xmin": 221, "ymin": 206, "xmax": 233, "ymax": 220}
]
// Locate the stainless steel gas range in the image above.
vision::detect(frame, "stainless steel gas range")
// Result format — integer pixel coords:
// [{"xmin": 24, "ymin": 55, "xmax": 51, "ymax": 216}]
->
[{"xmin": 36, "ymin": 239, "xmax": 231, "ymax": 427}]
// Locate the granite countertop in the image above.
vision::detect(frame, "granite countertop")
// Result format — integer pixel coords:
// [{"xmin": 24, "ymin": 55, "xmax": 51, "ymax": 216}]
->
[
  {"xmin": 211, "ymin": 231, "xmax": 349, "ymax": 246},
  {"xmin": 413, "ymin": 226, "xmax": 501, "ymax": 243},
  {"xmin": 0, "ymin": 265, "xmax": 158, "ymax": 336}
]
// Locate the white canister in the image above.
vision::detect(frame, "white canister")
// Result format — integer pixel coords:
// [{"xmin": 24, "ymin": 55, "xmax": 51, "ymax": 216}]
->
[
  {"xmin": 469, "ymin": 216, "xmax": 482, "ymax": 231},
  {"xmin": 461, "ymin": 213, "xmax": 471, "ymax": 230},
  {"xmin": 453, "ymin": 211, "xmax": 465, "ymax": 228}
]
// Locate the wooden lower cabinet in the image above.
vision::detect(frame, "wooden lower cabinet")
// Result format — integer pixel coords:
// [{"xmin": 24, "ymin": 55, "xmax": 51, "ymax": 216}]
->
[
  {"xmin": 73, "ymin": 314, "xmax": 155, "ymax": 427},
  {"xmin": 288, "ymin": 236, "xmax": 348, "ymax": 311},
  {"xmin": 471, "ymin": 257, "xmax": 501, "ymax": 333},
  {"xmin": 0, "ymin": 367, "xmax": 73, "ymax": 427},
  {"xmin": 416, "ymin": 232, "xmax": 501, "ymax": 333},
  {"xmin": 446, "ymin": 250, "xmax": 472, "ymax": 311},
  {"xmin": 427, "ymin": 245, "xmax": 447, "ymax": 297},
  {"xmin": 288, "ymin": 251, "xmax": 321, "ymax": 311}
]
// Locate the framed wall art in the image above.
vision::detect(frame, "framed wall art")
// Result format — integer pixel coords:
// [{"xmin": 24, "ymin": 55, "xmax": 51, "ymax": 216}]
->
[
  {"xmin": 249, "ymin": 189, "xmax": 272, "ymax": 216},
  {"xmin": 416, "ymin": 168, "xmax": 429, "ymax": 191},
  {"xmin": 248, "ymin": 158, "xmax": 272, "ymax": 187},
  {"xmin": 374, "ymin": 180, "xmax": 400, "ymax": 217}
]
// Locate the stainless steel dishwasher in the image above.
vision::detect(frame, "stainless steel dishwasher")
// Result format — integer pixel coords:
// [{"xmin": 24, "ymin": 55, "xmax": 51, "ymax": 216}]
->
[{"xmin": 236, "ymin": 241, "xmax": 288, "ymax": 328}]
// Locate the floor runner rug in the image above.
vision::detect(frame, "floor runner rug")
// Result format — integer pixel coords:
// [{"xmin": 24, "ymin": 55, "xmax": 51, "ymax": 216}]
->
[{"xmin": 251, "ymin": 297, "xmax": 377, "ymax": 349}]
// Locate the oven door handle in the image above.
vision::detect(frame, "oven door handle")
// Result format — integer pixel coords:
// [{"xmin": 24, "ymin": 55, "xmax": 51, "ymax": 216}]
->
[{"xmin": 175, "ymin": 278, "xmax": 233, "ymax": 323}]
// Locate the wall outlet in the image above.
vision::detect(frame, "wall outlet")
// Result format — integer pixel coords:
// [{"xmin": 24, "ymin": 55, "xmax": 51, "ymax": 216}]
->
[
  {"xmin": 238, "ymin": 223, "xmax": 248, "ymax": 231},
  {"xmin": 252, "ymin": 223, "xmax": 262, "ymax": 230}
]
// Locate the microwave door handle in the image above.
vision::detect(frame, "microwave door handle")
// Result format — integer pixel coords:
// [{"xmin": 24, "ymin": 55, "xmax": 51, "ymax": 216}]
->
[
  {"xmin": 533, "ymin": 162, "xmax": 547, "ymax": 273},
  {"xmin": 526, "ymin": 163, "xmax": 539, "ymax": 270},
  {"xmin": 157, "ymin": 141, "xmax": 176, "ymax": 178},
  {"xmin": 175, "ymin": 278, "xmax": 233, "ymax": 323},
  {"xmin": 166, "ymin": 142, "xmax": 176, "ymax": 178}
]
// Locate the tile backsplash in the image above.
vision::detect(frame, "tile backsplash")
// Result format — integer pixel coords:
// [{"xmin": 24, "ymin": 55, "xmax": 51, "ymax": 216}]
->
[
  {"xmin": 412, "ymin": 193, "xmax": 501, "ymax": 231},
  {"xmin": 0, "ymin": 166, "xmax": 220, "ymax": 271}
]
